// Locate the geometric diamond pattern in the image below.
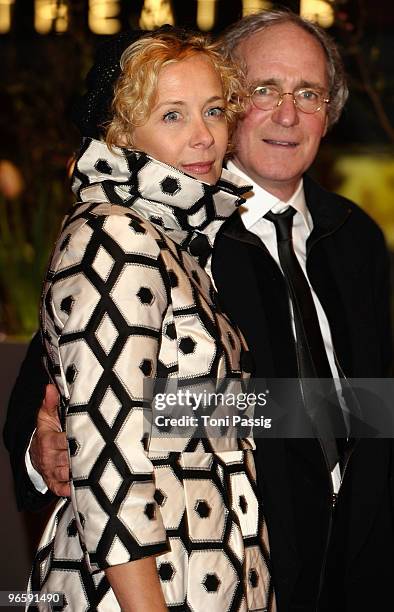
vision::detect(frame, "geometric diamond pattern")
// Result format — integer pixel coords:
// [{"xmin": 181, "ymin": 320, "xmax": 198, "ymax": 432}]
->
[
  {"xmin": 95, "ymin": 313, "xmax": 118, "ymax": 355},
  {"xmin": 106, "ymin": 535, "xmax": 131, "ymax": 567},
  {"xmin": 91, "ymin": 245, "xmax": 114, "ymax": 281},
  {"xmin": 98, "ymin": 460, "xmax": 123, "ymax": 503},
  {"xmin": 98, "ymin": 388, "xmax": 123, "ymax": 428},
  {"xmin": 35, "ymin": 138, "xmax": 272, "ymax": 611}
]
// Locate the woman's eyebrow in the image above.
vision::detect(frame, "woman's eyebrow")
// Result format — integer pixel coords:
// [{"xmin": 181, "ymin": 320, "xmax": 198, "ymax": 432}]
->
[
  {"xmin": 155, "ymin": 100, "xmax": 186, "ymax": 109},
  {"xmin": 155, "ymin": 95, "xmax": 225, "ymax": 110}
]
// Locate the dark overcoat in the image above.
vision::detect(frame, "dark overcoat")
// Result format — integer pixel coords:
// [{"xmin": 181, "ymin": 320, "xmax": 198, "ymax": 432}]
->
[{"xmin": 212, "ymin": 174, "xmax": 394, "ymax": 612}]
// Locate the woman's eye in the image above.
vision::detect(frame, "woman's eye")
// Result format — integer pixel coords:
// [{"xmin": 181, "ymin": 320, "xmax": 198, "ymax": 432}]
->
[
  {"xmin": 206, "ymin": 106, "xmax": 226, "ymax": 118},
  {"xmin": 163, "ymin": 111, "xmax": 181, "ymax": 123}
]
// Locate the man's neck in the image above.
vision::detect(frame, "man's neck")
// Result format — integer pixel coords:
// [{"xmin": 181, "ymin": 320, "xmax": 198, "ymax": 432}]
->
[{"xmin": 228, "ymin": 159, "xmax": 300, "ymax": 203}]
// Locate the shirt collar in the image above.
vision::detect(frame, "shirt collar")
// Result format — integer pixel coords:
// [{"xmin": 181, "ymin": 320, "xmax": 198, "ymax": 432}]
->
[{"xmin": 226, "ymin": 160, "xmax": 312, "ymax": 233}]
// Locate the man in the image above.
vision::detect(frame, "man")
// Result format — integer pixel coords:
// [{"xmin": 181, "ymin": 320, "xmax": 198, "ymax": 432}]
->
[{"xmin": 4, "ymin": 10, "xmax": 393, "ymax": 612}]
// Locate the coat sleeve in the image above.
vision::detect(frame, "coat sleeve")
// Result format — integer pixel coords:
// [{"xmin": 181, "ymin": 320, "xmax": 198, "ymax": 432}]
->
[
  {"xmin": 43, "ymin": 212, "xmax": 170, "ymax": 571},
  {"xmin": 2, "ymin": 332, "xmax": 55, "ymax": 511},
  {"xmin": 372, "ymin": 227, "xmax": 393, "ymax": 376}
]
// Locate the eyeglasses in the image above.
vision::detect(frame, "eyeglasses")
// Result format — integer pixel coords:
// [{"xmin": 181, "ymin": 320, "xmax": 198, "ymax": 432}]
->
[{"xmin": 250, "ymin": 85, "xmax": 330, "ymax": 114}]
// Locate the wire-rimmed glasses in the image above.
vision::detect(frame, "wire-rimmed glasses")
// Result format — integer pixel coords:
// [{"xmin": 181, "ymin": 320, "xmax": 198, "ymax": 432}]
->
[{"xmin": 250, "ymin": 84, "xmax": 330, "ymax": 114}]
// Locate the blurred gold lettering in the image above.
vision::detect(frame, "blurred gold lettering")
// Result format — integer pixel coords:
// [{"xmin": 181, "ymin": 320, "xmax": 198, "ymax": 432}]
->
[
  {"xmin": 139, "ymin": 0, "xmax": 174, "ymax": 30},
  {"xmin": 0, "ymin": 0, "xmax": 14, "ymax": 34},
  {"xmin": 197, "ymin": 0, "xmax": 215, "ymax": 31},
  {"xmin": 300, "ymin": 0, "xmax": 334, "ymax": 28},
  {"xmin": 89, "ymin": 0, "xmax": 121, "ymax": 35},
  {"xmin": 242, "ymin": 1, "xmax": 272, "ymax": 17},
  {"xmin": 35, "ymin": 0, "xmax": 68, "ymax": 34}
]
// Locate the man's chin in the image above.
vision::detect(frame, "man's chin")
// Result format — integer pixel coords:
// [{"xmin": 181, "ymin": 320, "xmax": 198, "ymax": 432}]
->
[{"xmin": 254, "ymin": 170, "xmax": 303, "ymax": 200}]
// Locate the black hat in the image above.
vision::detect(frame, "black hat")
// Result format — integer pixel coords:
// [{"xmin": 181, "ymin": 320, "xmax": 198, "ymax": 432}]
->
[
  {"xmin": 71, "ymin": 26, "xmax": 193, "ymax": 138},
  {"xmin": 71, "ymin": 30, "xmax": 145, "ymax": 138}
]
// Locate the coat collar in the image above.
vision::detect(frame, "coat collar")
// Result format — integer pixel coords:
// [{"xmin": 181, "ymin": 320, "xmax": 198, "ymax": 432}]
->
[
  {"xmin": 71, "ymin": 138, "xmax": 251, "ymax": 265},
  {"xmin": 303, "ymin": 175, "xmax": 352, "ymax": 252},
  {"xmin": 220, "ymin": 173, "xmax": 352, "ymax": 251}
]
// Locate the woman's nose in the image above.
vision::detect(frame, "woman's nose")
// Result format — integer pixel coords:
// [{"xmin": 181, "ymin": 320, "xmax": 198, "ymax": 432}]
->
[{"xmin": 190, "ymin": 118, "xmax": 215, "ymax": 147}]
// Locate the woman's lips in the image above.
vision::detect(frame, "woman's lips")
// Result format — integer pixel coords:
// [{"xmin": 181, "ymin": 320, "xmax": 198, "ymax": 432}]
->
[{"xmin": 181, "ymin": 161, "xmax": 214, "ymax": 174}]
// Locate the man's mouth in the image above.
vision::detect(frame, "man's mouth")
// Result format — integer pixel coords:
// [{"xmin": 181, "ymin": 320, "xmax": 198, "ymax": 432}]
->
[{"xmin": 263, "ymin": 139, "xmax": 298, "ymax": 147}]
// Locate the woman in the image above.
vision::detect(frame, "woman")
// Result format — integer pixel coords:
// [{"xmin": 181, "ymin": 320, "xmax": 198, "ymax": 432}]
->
[{"xmin": 29, "ymin": 29, "xmax": 273, "ymax": 611}]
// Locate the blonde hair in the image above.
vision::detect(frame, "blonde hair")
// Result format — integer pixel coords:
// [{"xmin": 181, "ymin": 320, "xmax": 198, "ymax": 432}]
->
[{"xmin": 105, "ymin": 29, "xmax": 247, "ymax": 148}]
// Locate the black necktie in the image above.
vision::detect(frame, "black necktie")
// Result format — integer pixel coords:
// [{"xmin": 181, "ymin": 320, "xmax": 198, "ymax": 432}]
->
[{"xmin": 265, "ymin": 207, "xmax": 347, "ymax": 470}]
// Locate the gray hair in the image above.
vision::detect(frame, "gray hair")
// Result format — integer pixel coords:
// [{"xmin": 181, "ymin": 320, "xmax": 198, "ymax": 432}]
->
[{"xmin": 219, "ymin": 9, "xmax": 348, "ymax": 128}]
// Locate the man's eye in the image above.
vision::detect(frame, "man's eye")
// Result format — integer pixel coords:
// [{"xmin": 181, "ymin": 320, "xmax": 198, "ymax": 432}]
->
[
  {"xmin": 206, "ymin": 106, "xmax": 226, "ymax": 118},
  {"xmin": 254, "ymin": 86, "xmax": 276, "ymax": 97},
  {"xmin": 163, "ymin": 111, "xmax": 181, "ymax": 123},
  {"xmin": 298, "ymin": 89, "xmax": 319, "ymax": 101}
]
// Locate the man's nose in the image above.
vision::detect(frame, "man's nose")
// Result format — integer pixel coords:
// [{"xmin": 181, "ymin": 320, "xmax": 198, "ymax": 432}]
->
[
  {"xmin": 271, "ymin": 93, "xmax": 299, "ymax": 127},
  {"xmin": 190, "ymin": 118, "xmax": 215, "ymax": 147}
]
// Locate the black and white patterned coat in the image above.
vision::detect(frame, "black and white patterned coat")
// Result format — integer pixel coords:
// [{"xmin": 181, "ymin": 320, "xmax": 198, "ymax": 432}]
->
[{"xmin": 29, "ymin": 139, "xmax": 273, "ymax": 611}]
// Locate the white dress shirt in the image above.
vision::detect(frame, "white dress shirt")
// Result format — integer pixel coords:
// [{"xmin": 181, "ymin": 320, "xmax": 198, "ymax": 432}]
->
[
  {"xmin": 227, "ymin": 161, "xmax": 341, "ymax": 493},
  {"xmin": 26, "ymin": 430, "xmax": 48, "ymax": 493}
]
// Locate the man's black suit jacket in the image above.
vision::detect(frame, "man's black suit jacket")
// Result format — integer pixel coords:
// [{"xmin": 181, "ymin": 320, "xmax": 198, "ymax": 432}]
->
[
  {"xmin": 212, "ymin": 175, "xmax": 393, "ymax": 611},
  {"xmin": 3, "ymin": 175, "xmax": 393, "ymax": 611}
]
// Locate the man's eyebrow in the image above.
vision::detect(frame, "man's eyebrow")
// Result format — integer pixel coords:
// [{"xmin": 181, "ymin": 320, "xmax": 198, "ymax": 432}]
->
[
  {"xmin": 250, "ymin": 78, "xmax": 326, "ymax": 91},
  {"xmin": 297, "ymin": 79, "xmax": 326, "ymax": 91},
  {"xmin": 250, "ymin": 78, "xmax": 280, "ymax": 88}
]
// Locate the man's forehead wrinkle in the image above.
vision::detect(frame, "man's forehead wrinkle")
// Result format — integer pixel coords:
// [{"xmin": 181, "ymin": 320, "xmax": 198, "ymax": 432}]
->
[
  {"xmin": 249, "ymin": 77, "xmax": 279, "ymax": 87},
  {"xmin": 235, "ymin": 24, "xmax": 329, "ymax": 75},
  {"xmin": 245, "ymin": 60, "xmax": 329, "ymax": 93},
  {"xmin": 250, "ymin": 77, "xmax": 327, "ymax": 91}
]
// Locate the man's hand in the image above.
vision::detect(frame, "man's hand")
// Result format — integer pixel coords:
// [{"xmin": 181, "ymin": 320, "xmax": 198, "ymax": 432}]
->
[{"xmin": 29, "ymin": 384, "xmax": 71, "ymax": 497}]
